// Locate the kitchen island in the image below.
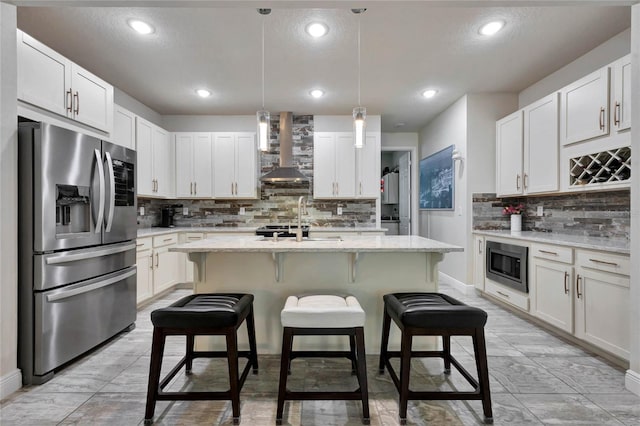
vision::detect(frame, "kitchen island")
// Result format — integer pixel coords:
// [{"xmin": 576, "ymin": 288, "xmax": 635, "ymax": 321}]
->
[{"xmin": 171, "ymin": 235, "xmax": 463, "ymax": 353}]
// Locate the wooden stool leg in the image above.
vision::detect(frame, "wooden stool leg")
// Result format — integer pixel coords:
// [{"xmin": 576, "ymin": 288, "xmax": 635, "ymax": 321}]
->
[
  {"xmin": 442, "ymin": 334, "xmax": 451, "ymax": 374},
  {"xmin": 349, "ymin": 334, "xmax": 357, "ymax": 374},
  {"xmin": 473, "ymin": 328, "xmax": 493, "ymax": 424},
  {"xmin": 226, "ymin": 329, "xmax": 241, "ymax": 425},
  {"xmin": 276, "ymin": 327, "xmax": 294, "ymax": 425},
  {"xmin": 185, "ymin": 333, "xmax": 195, "ymax": 374},
  {"xmin": 355, "ymin": 327, "xmax": 370, "ymax": 425},
  {"xmin": 379, "ymin": 307, "xmax": 391, "ymax": 374},
  {"xmin": 246, "ymin": 305, "xmax": 259, "ymax": 373},
  {"xmin": 398, "ymin": 330, "xmax": 412, "ymax": 425},
  {"xmin": 144, "ymin": 327, "xmax": 166, "ymax": 424}
]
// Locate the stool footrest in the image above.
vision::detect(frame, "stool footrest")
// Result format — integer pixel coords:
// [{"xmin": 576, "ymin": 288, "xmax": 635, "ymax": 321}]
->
[
  {"xmin": 408, "ymin": 390, "xmax": 483, "ymax": 400},
  {"xmin": 284, "ymin": 390, "xmax": 365, "ymax": 401},
  {"xmin": 157, "ymin": 391, "xmax": 233, "ymax": 401},
  {"xmin": 386, "ymin": 350, "xmax": 446, "ymax": 358},
  {"xmin": 290, "ymin": 350, "xmax": 354, "ymax": 359}
]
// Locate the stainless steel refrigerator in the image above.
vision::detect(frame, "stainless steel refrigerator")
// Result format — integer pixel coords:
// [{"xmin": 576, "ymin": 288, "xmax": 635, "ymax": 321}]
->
[{"xmin": 18, "ymin": 121, "xmax": 138, "ymax": 384}]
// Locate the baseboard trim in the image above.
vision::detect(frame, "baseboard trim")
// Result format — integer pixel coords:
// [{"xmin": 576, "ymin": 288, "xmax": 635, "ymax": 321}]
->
[
  {"xmin": 0, "ymin": 369, "xmax": 22, "ymax": 400},
  {"xmin": 625, "ymin": 369, "xmax": 640, "ymax": 396},
  {"xmin": 438, "ymin": 272, "xmax": 475, "ymax": 295}
]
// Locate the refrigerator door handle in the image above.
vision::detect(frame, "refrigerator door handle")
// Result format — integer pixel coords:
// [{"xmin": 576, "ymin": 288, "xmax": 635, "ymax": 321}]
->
[
  {"xmin": 104, "ymin": 151, "xmax": 116, "ymax": 232},
  {"xmin": 46, "ymin": 268, "xmax": 136, "ymax": 302},
  {"xmin": 94, "ymin": 149, "xmax": 105, "ymax": 233},
  {"xmin": 45, "ymin": 242, "xmax": 136, "ymax": 265}
]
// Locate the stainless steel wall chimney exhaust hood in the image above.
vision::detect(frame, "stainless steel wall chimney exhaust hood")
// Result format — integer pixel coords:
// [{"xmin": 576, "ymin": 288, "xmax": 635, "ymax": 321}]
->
[{"xmin": 260, "ymin": 112, "xmax": 309, "ymax": 183}]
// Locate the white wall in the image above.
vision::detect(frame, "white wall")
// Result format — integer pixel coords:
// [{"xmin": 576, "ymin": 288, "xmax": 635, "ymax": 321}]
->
[
  {"xmin": 314, "ymin": 115, "xmax": 381, "ymax": 133},
  {"xmin": 382, "ymin": 132, "xmax": 419, "ymax": 234},
  {"xmin": 114, "ymin": 88, "xmax": 163, "ymax": 127},
  {"xmin": 0, "ymin": 3, "xmax": 20, "ymax": 399},
  {"xmin": 519, "ymin": 28, "xmax": 631, "ymax": 107},
  {"xmin": 419, "ymin": 96, "xmax": 468, "ymax": 283},
  {"xmin": 163, "ymin": 115, "xmax": 256, "ymax": 132}
]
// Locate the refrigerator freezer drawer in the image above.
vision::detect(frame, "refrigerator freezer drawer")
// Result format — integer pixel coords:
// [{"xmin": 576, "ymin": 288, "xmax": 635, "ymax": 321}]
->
[
  {"xmin": 34, "ymin": 241, "xmax": 136, "ymax": 291},
  {"xmin": 33, "ymin": 266, "xmax": 136, "ymax": 376}
]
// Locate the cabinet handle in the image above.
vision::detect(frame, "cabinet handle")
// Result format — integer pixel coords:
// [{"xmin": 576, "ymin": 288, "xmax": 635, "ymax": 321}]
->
[
  {"xmin": 523, "ymin": 173, "xmax": 528, "ymax": 190},
  {"xmin": 614, "ymin": 102, "xmax": 621, "ymax": 126},
  {"xmin": 194, "ymin": 182, "xmax": 197, "ymax": 195},
  {"xmin": 66, "ymin": 89, "xmax": 73, "ymax": 113},
  {"xmin": 163, "ymin": 238, "xmax": 173, "ymax": 242},
  {"xmin": 190, "ymin": 182, "xmax": 193, "ymax": 195},
  {"xmin": 539, "ymin": 250, "xmax": 558, "ymax": 255},
  {"xmin": 588, "ymin": 258, "xmax": 618, "ymax": 267},
  {"xmin": 516, "ymin": 174, "xmax": 521, "ymax": 190},
  {"xmin": 155, "ymin": 252, "xmax": 159, "ymax": 268},
  {"xmin": 599, "ymin": 107, "xmax": 605, "ymax": 131},
  {"xmin": 231, "ymin": 182, "xmax": 234, "ymax": 195},
  {"xmin": 332, "ymin": 182, "xmax": 336, "ymax": 195},
  {"xmin": 136, "ymin": 243, "xmax": 144, "ymax": 247},
  {"xmin": 496, "ymin": 291, "xmax": 510, "ymax": 299},
  {"xmin": 336, "ymin": 182, "xmax": 339, "ymax": 195},
  {"xmin": 478, "ymin": 240, "xmax": 482, "ymax": 254},
  {"xmin": 564, "ymin": 271, "xmax": 569, "ymax": 294},
  {"xmin": 359, "ymin": 182, "xmax": 362, "ymax": 195},
  {"xmin": 576, "ymin": 274, "xmax": 582, "ymax": 299},
  {"xmin": 150, "ymin": 253, "xmax": 154, "ymax": 269},
  {"xmin": 73, "ymin": 91, "xmax": 79, "ymax": 115}
]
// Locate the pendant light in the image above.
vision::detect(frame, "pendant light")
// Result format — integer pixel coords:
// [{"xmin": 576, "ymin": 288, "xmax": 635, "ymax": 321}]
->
[
  {"xmin": 352, "ymin": 8, "xmax": 366, "ymax": 149},
  {"xmin": 257, "ymin": 8, "xmax": 271, "ymax": 152}
]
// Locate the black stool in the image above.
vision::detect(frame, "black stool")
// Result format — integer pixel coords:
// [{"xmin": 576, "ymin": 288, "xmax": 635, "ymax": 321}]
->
[
  {"xmin": 144, "ymin": 293, "xmax": 258, "ymax": 425},
  {"xmin": 379, "ymin": 293, "xmax": 493, "ymax": 424}
]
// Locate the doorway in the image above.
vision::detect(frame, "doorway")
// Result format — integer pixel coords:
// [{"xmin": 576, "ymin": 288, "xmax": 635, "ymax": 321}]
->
[{"xmin": 381, "ymin": 149, "xmax": 414, "ymax": 235}]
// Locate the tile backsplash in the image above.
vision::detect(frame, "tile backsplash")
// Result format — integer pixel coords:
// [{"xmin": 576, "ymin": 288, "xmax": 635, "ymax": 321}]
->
[
  {"xmin": 473, "ymin": 191, "xmax": 630, "ymax": 241},
  {"xmin": 138, "ymin": 114, "xmax": 377, "ymax": 229}
]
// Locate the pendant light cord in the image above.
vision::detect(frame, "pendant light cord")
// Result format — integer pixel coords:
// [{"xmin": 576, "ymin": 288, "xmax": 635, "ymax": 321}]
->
[
  {"xmin": 261, "ymin": 17, "xmax": 265, "ymax": 110},
  {"xmin": 357, "ymin": 17, "xmax": 361, "ymax": 107}
]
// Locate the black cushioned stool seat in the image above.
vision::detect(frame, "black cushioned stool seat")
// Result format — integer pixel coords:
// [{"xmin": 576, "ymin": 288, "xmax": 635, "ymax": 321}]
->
[
  {"xmin": 144, "ymin": 294, "xmax": 258, "ymax": 425},
  {"xmin": 379, "ymin": 293, "xmax": 493, "ymax": 424}
]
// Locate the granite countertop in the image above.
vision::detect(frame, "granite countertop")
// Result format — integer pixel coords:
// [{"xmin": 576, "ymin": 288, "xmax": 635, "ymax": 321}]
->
[
  {"xmin": 138, "ymin": 226, "xmax": 388, "ymax": 238},
  {"xmin": 473, "ymin": 230, "xmax": 629, "ymax": 254},
  {"xmin": 170, "ymin": 235, "xmax": 463, "ymax": 254}
]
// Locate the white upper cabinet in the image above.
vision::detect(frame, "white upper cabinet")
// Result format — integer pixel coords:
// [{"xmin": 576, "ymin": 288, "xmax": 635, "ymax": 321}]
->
[
  {"xmin": 560, "ymin": 66, "xmax": 609, "ymax": 146},
  {"xmin": 113, "ymin": 105, "xmax": 136, "ymax": 149},
  {"xmin": 611, "ymin": 54, "xmax": 631, "ymax": 132},
  {"xmin": 496, "ymin": 111, "xmax": 524, "ymax": 196},
  {"xmin": 524, "ymin": 93, "xmax": 559, "ymax": 194},
  {"xmin": 174, "ymin": 133, "xmax": 213, "ymax": 198},
  {"xmin": 356, "ymin": 133, "xmax": 381, "ymax": 198},
  {"xmin": 212, "ymin": 132, "xmax": 257, "ymax": 199},
  {"xmin": 314, "ymin": 132, "xmax": 356, "ymax": 199},
  {"xmin": 17, "ymin": 30, "xmax": 114, "ymax": 133},
  {"xmin": 136, "ymin": 117, "xmax": 173, "ymax": 198}
]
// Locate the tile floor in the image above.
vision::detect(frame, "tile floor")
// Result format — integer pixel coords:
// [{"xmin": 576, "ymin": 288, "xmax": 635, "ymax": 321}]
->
[{"xmin": 2, "ymin": 284, "xmax": 639, "ymax": 425}]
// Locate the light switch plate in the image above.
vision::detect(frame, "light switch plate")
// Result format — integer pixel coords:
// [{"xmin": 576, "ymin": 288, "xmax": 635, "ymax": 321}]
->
[
  {"xmin": 139, "ymin": 207, "xmax": 144, "ymax": 216},
  {"xmin": 537, "ymin": 206, "xmax": 544, "ymax": 216},
  {"xmin": 183, "ymin": 207, "xmax": 189, "ymax": 216},
  {"xmin": 337, "ymin": 207, "xmax": 343, "ymax": 216},
  {"xmin": 239, "ymin": 207, "xmax": 246, "ymax": 215}
]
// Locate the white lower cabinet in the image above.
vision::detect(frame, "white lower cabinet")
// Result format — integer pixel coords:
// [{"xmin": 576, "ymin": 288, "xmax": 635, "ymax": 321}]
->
[
  {"xmin": 136, "ymin": 233, "xmax": 183, "ymax": 305},
  {"xmin": 135, "ymin": 238, "xmax": 153, "ymax": 304}
]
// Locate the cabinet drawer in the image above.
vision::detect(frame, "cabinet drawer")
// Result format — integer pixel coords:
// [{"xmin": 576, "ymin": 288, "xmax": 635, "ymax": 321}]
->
[
  {"xmin": 153, "ymin": 233, "xmax": 178, "ymax": 248},
  {"xmin": 531, "ymin": 243, "xmax": 573, "ymax": 264},
  {"xmin": 136, "ymin": 237, "xmax": 152, "ymax": 251},
  {"xmin": 485, "ymin": 280, "xmax": 529, "ymax": 311},
  {"xmin": 576, "ymin": 249, "xmax": 629, "ymax": 276}
]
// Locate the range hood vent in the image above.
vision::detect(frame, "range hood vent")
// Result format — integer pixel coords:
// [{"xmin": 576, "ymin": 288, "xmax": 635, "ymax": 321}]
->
[{"xmin": 260, "ymin": 112, "xmax": 309, "ymax": 183}]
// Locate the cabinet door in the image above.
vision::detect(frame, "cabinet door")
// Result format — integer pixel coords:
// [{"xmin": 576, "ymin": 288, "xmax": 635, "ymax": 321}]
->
[
  {"xmin": 136, "ymin": 249, "xmax": 153, "ymax": 304},
  {"xmin": 532, "ymin": 259, "xmax": 573, "ymax": 333},
  {"xmin": 213, "ymin": 133, "xmax": 236, "ymax": 197},
  {"xmin": 612, "ymin": 54, "xmax": 631, "ymax": 132},
  {"xmin": 153, "ymin": 127, "xmax": 173, "ymax": 198},
  {"xmin": 313, "ymin": 133, "xmax": 337, "ymax": 198},
  {"xmin": 113, "ymin": 105, "xmax": 136, "ymax": 149},
  {"xmin": 174, "ymin": 133, "xmax": 194, "ymax": 198},
  {"xmin": 560, "ymin": 67, "xmax": 609, "ymax": 146},
  {"xmin": 234, "ymin": 133, "xmax": 257, "ymax": 198},
  {"xmin": 17, "ymin": 30, "xmax": 71, "ymax": 118},
  {"xmin": 357, "ymin": 133, "xmax": 381, "ymax": 198},
  {"xmin": 524, "ymin": 93, "xmax": 559, "ymax": 194},
  {"xmin": 153, "ymin": 246, "xmax": 180, "ymax": 294},
  {"xmin": 135, "ymin": 118, "xmax": 154, "ymax": 196},
  {"xmin": 70, "ymin": 63, "xmax": 114, "ymax": 132},
  {"xmin": 192, "ymin": 133, "xmax": 213, "ymax": 198},
  {"xmin": 334, "ymin": 133, "xmax": 356, "ymax": 198},
  {"xmin": 496, "ymin": 111, "xmax": 523, "ymax": 196},
  {"xmin": 575, "ymin": 266, "xmax": 630, "ymax": 359},
  {"xmin": 473, "ymin": 236, "xmax": 485, "ymax": 290}
]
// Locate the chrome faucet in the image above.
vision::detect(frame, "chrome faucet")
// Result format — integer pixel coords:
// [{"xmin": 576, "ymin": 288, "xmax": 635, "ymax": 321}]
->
[{"xmin": 296, "ymin": 196, "xmax": 308, "ymax": 242}]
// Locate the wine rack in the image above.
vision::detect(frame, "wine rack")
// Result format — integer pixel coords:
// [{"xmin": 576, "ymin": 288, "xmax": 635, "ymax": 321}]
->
[{"xmin": 569, "ymin": 147, "xmax": 631, "ymax": 187}]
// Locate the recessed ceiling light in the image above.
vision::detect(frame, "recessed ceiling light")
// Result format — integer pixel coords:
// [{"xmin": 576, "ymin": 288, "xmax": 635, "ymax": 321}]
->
[
  {"xmin": 196, "ymin": 89, "xmax": 211, "ymax": 98},
  {"xmin": 394, "ymin": 122, "xmax": 406, "ymax": 128},
  {"xmin": 479, "ymin": 20, "xmax": 505, "ymax": 36},
  {"xmin": 128, "ymin": 19, "xmax": 155, "ymax": 35},
  {"xmin": 422, "ymin": 89, "xmax": 438, "ymax": 99},
  {"xmin": 309, "ymin": 89, "xmax": 325, "ymax": 98},
  {"xmin": 306, "ymin": 22, "xmax": 329, "ymax": 38}
]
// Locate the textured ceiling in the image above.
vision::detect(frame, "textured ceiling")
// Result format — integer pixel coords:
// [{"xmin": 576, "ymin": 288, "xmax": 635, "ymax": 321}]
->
[{"xmin": 17, "ymin": 5, "xmax": 631, "ymax": 131}]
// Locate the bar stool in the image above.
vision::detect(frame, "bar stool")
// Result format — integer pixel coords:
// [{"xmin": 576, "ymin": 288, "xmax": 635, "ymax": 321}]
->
[
  {"xmin": 379, "ymin": 292, "xmax": 493, "ymax": 424},
  {"xmin": 144, "ymin": 293, "xmax": 258, "ymax": 425},
  {"xmin": 276, "ymin": 294, "xmax": 370, "ymax": 425}
]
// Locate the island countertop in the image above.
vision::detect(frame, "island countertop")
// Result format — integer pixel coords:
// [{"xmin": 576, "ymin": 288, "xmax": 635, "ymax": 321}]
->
[{"xmin": 170, "ymin": 235, "xmax": 463, "ymax": 254}]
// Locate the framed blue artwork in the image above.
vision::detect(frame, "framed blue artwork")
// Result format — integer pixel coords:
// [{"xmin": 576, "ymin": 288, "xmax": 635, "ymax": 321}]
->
[{"xmin": 419, "ymin": 145, "xmax": 454, "ymax": 210}]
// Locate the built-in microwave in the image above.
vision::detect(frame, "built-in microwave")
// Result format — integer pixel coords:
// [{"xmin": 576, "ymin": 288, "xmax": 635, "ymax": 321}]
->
[{"xmin": 485, "ymin": 240, "xmax": 528, "ymax": 293}]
